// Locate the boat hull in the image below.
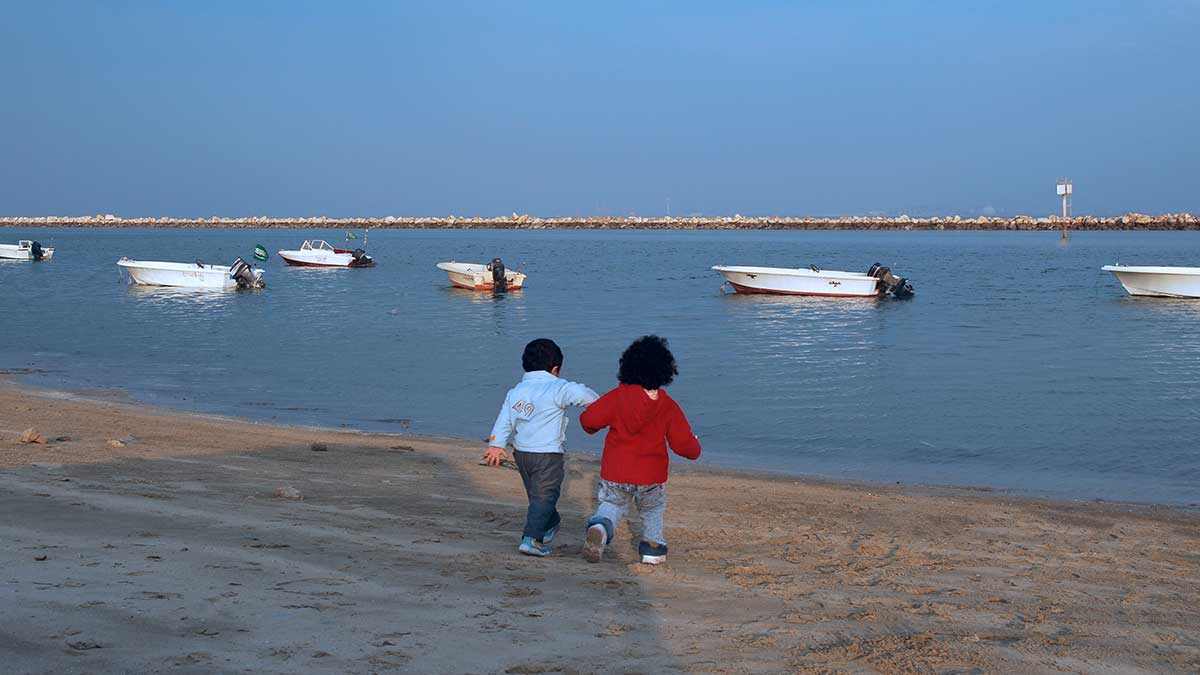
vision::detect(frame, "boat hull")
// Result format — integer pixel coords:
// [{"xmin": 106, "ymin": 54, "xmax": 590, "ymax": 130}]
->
[
  {"xmin": 436, "ymin": 262, "xmax": 526, "ymax": 290},
  {"xmin": 1102, "ymin": 266, "xmax": 1200, "ymax": 298},
  {"xmin": 712, "ymin": 266, "xmax": 880, "ymax": 297},
  {"xmin": 117, "ymin": 259, "xmax": 263, "ymax": 289}
]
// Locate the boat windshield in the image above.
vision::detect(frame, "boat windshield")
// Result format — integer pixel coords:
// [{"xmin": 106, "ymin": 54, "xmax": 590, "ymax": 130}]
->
[{"xmin": 301, "ymin": 240, "xmax": 335, "ymax": 251}]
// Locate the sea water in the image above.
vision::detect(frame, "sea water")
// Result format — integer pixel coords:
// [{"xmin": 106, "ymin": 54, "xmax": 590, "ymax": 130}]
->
[{"xmin": 2, "ymin": 227, "xmax": 1197, "ymax": 506}]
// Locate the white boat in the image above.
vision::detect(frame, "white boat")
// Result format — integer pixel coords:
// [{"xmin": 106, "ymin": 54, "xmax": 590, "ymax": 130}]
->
[
  {"xmin": 712, "ymin": 263, "xmax": 913, "ymax": 298},
  {"xmin": 278, "ymin": 240, "xmax": 374, "ymax": 268},
  {"xmin": 117, "ymin": 258, "xmax": 265, "ymax": 290},
  {"xmin": 1102, "ymin": 265, "xmax": 1200, "ymax": 298},
  {"xmin": 436, "ymin": 259, "xmax": 526, "ymax": 290},
  {"xmin": 0, "ymin": 240, "xmax": 54, "ymax": 261}
]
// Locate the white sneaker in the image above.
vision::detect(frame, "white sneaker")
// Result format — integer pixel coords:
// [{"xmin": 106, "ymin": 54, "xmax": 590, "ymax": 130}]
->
[
  {"xmin": 638, "ymin": 541, "xmax": 668, "ymax": 565},
  {"xmin": 582, "ymin": 524, "xmax": 607, "ymax": 563}
]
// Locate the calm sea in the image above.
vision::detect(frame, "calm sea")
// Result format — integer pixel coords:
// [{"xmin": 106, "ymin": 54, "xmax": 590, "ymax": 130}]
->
[{"xmin": 2, "ymin": 227, "xmax": 1198, "ymax": 506}]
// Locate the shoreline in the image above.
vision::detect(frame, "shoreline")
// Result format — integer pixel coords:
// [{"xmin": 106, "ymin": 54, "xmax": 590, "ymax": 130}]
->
[
  {"xmin": 3, "ymin": 212, "xmax": 1199, "ymax": 231},
  {"xmin": 3, "ymin": 378, "xmax": 1198, "ymax": 673},
  {"xmin": 11, "ymin": 377, "xmax": 1190, "ymax": 512}
]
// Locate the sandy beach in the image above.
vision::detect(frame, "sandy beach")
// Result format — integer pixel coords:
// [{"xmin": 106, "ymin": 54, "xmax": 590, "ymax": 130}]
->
[{"xmin": 1, "ymin": 381, "xmax": 1197, "ymax": 674}]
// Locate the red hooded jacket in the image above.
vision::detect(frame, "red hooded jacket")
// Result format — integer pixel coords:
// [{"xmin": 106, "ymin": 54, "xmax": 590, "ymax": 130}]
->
[{"xmin": 579, "ymin": 384, "xmax": 701, "ymax": 485}]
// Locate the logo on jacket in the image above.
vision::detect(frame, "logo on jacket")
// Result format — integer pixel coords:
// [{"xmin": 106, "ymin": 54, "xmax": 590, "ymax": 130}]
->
[{"xmin": 512, "ymin": 400, "xmax": 535, "ymax": 417}]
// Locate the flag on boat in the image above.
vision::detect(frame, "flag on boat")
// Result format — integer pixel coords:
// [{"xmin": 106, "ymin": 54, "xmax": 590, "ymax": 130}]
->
[
  {"xmin": 253, "ymin": 244, "xmax": 268, "ymax": 261},
  {"xmin": 346, "ymin": 231, "xmax": 358, "ymax": 240}
]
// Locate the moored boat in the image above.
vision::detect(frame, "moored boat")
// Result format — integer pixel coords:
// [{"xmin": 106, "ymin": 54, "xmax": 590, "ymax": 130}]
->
[
  {"xmin": 0, "ymin": 240, "xmax": 54, "ymax": 261},
  {"xmin": 712, "ymin": 263, "xmax": 913, "ymax": 298},
  {"xmin": 1102, "ymin": 265, "xmax": 1200, "ymax": 298},
  {"xmin": 117, "ymin": 258, "xmax": 265, "ymax": 290},
  {"xmin": 278, "ymin": 240, "xmax": 374, "ymax": 268},
  {"xmin": 436, "ymin": 259, "xmax": 526, "ymax": 290}
]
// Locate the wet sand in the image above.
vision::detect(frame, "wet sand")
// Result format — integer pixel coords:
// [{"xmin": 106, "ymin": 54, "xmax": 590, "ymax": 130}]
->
[{"xmin": 2, "ymin": 381, "xmax": 1198, "ymax": 674}]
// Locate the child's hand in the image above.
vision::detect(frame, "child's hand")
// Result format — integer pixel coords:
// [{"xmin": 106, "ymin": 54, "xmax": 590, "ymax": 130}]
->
[{"xmin": 483, "ymin": 446, "xmax": 510, "ymax": 467}]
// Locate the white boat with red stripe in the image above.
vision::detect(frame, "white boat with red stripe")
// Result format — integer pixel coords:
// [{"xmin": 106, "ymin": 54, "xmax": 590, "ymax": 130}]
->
[
  {"xmin": 436, "ymin": 258, "xmax": 526, "ymax": 291},
  {"xmin": 713, "ymin": 263, "xmax": 913, "ymax": 298},
  {"xmin": 278, "ymin": 240, "xmax": 374, "ymax": 268}
]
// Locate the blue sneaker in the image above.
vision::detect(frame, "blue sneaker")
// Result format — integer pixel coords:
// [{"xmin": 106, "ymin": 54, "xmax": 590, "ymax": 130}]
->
[
  {"xmin": 638, "ymin": 541, "xmax": 668, "ymax": 565},
  {"xmin": 518, "ymin": 536, "xmax": 551, "ymax": 557},
  {"xmin": 542, "ymin": 525, "xmax": 559, "ymax": 544}
]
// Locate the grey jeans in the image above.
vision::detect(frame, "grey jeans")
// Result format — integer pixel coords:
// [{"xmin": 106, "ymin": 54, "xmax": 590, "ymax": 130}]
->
[
  {"xmin": 587, "ymin": 479, "xmax": 666, "ymax": 545},
  {"xmin": 513, "ymin": 450, "xmax": 564, "ymax": 541}
]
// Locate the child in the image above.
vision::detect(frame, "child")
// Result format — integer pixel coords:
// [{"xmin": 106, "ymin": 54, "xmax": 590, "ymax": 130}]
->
[
  {"xmin": 579, "ymin": 335, "xmax": 700, "ymax": 564},
  {"xmin": 485, "ymin": 338, "xmax": 599, "ymax": 557}
]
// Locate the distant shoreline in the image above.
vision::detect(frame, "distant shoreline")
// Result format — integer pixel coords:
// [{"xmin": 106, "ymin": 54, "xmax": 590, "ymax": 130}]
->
[{"xmin": 2, "ymin": 213, "xmax": 1198, "ymax": 231}]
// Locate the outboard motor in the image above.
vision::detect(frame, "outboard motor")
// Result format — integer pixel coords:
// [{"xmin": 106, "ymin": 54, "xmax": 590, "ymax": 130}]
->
[
  {"xmin": 229, "ymin": 257, "xmax": 265, "ymax": 290},
  {"xmin": 350, "ymin": 248, "xmax": 373, "ymax": 266},
  {"xmin": 30, "ymin": 241, "xmax": 44, "ymax": 261},
  {"xmin": 487, "ymin": 257, "xmax": 507, "ymax": 291},
  {"xmin": 867, "ymin": 262, "xmax": 914, "ymax": 299}
]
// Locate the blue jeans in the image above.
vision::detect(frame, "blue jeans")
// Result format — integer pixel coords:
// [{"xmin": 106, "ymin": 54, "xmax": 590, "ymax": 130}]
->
[
  {"xmin": 587, "ymin": 479, "xmax": 666, "ymax": 546},
  {"xmin": 513, "ymin": 450, "xmax": 563, "ymax": 541}
]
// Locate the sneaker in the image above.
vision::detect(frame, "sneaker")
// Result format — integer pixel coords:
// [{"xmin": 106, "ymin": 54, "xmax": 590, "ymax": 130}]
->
[
  {"xmin": 638, "ymin": 541, "xmax": 668, "ymax": 565},
  {"xmin": 518, "ymin": 536, "xmax": 551, "ymax": 557},
  {"xmin": 582, "ymin": 523, "xmax": 607, "ymax": 563},
  {"xmin": 542, "ymin": 524, "xmax": 559, "ymax": 544}
]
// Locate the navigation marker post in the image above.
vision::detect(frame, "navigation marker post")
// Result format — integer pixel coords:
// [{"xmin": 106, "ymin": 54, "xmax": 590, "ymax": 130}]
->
[{"xmin": 1056, "ymin": 178, "xmax": 1073, "ymax": 240}]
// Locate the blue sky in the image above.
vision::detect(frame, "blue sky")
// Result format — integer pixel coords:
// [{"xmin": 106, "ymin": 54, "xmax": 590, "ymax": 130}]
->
[{"xmin": 1, "ymin": 1, "xmax": 1196, "ymax": 217}]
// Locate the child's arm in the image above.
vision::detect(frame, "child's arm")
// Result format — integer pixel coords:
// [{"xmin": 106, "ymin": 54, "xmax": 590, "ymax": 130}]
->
[
  {"xmin": 666, "ymin": 401, "xmax": 702, "ymax": 460},
  {"xmin": 556, "ymin": 380, "xmax": 599, "ymax": 408},
  {"xmin": 484, "ymin": 397, "xmax": 515, "ymax": 467},
  {"xmin": 578, "ymin": 390, "xmax": 612, "ymax": 435}
]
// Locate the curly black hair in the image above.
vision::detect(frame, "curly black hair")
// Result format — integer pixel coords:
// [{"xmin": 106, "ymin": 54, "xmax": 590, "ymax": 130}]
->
[{"xmin": 617, "ymin": 335, "xmax": 677, "ymax": 389}]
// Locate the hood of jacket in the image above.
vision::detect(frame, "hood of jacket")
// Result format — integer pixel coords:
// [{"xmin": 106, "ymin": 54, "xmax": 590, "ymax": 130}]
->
[{"xmin": 615, "ymin": 383, "xmax": 664, "ymax": 435}]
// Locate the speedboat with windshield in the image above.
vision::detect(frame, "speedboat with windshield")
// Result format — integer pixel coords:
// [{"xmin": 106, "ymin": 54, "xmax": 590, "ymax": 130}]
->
[{"xmin": 278, "ymin": 239, "xmax": 374, "ymax": 267}]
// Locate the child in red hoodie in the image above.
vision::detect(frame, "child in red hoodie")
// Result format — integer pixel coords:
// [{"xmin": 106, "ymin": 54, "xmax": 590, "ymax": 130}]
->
[{"xmin": 579, "ymin": 335, "xmax": 701, "ymax": 564}]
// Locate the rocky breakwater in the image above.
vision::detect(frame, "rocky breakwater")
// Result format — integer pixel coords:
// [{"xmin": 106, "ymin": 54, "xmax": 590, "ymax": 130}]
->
[{"xmin": 2, "ymin": 212, "xmax": 1198, "ymax": 230}]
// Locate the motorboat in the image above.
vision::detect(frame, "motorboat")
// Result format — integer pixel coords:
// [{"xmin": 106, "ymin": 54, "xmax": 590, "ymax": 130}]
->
[
  {"xmin": 1102, "ymin": 265, "xmax": 1200, "ymax": 298},
  {"xmin": 712, "ymin": 263, "xmax": 913, "ymax": 298},
  {"xmin": 117, "ymin": 258, "xmax": 265, "ymax": 290},
  {"xmin": 278, "ymin": 239, "xmax": 374, "ymax": 268},
  {"xmin": 0, "ymin": 240, "xmax": 54, "ymax": 261},
  {"xmin": 436, "ymin": 258, "xmax": 526, "ymax": 290}
]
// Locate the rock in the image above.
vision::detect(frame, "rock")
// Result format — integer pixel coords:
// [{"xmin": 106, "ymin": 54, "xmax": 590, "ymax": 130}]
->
[
  {"xmin": 4, "ymin": 213, "xmax": 1200, "ymax": 232},
  {"xmin": 54, "ymin": 436, "xmax": 72, "ymax": 442},
  {"xmin": 310, "ymin": 442, "xmax": 328, "ymax": 452},
  {"xmin": 273, "ymin": 486, "xmax": 304, "ymax": 501},
  {"xmin": 20, "ymin": 428, "xmax": 47, "ymax": 444},
  {"xmin": 107, "ymin": 439, "xmax": 126, "ymax": 448}
]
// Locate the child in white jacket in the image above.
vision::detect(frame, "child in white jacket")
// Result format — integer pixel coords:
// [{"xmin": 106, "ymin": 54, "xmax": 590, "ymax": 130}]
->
[{"xmin": 485, "ymin": 338, "xmax": 598, "ymax": 556}]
